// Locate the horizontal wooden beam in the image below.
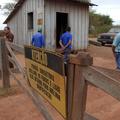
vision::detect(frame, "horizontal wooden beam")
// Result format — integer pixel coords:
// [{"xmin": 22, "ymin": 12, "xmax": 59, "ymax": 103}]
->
[
  {"xmin": 84, "ymin": 113, "xmax": 98, "ymax": 120},
  {"xmin": 83, "ymin": 66, "xmax": 120, "ymax": 101},
  {"xmin": 6, "ymin": 42, "xmax": 25, "ymax": 76},
  {"xmin": 93, "ymin": 66, "xmax": 120, "ymax": 80},
  {"xmin": 7, "ymin": 42, "xmax": 24, "ymax": 54},
  {"xmin": 69, "ymin": 52, "xmax": 93, "ymax": 66}
]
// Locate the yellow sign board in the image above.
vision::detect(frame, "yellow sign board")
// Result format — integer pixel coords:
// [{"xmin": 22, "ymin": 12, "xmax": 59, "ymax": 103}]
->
[{"xmin": 25, "ymin": 46, "xmax": 66, "ymax": 118}]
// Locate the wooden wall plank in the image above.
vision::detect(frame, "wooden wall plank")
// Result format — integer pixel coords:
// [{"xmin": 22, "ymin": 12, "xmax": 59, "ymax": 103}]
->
[
  {"xmin": 67, "ymin": 64, "xmax": 75, "ymax": 120},
  {"xmin": 0, "ymin": 38, "xmax": 10, "ymax": 88}
]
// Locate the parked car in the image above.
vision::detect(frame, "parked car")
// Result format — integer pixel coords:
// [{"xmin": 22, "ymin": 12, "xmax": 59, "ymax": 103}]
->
[
  {"xmin": 97, "ymin": 32, "xmax": 117, "ymax": 46},
  {"xmin": 97, "ymin": 26, "xmax": 120, "ymax": 46}
]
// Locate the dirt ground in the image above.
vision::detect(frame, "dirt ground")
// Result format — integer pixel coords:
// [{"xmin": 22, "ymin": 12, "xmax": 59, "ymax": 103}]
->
[
  {"xmin": 0, "ymin": 44, "xmax": 120, "ymax": 120},
  {"xmin": 87, "ymin": 45, "xmax": 120, "ymax": 120}
]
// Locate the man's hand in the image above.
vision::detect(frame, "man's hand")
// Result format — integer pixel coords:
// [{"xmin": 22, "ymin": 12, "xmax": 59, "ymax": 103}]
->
[
  {"xmin": 61, "ymin": 46, "xmax": 65, "ymax": 50},
  {"xmin": 64, "ymin": 40, "xmax": 72, "ymax": 48},
  {"xmin": 56, "ymin": 48, "xmax": 64, "ymax": 53}
]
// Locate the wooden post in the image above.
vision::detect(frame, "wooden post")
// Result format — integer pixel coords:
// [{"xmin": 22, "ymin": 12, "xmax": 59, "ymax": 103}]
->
[
  {"xmin": 67, "ymin": 52, "xmax": 93, "ymax": 120},
  {"xmin": 67, "ymin": 63, "xmax": 75, "ymax": 120},
  {"xmin": 0, "ymin": 37, "xmax": 10, "ymax": 88}
]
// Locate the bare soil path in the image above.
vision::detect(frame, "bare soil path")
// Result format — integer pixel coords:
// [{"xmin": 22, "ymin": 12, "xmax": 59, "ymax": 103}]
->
[{"xmin": 0, "ymin": 45, "xmax": 120, "ymax": 120}]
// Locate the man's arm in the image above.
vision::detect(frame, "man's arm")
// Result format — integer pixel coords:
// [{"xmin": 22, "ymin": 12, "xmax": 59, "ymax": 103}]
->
[
  {"xmin": 59, "ymin": 34, "xmax": 65, "ymax": 49},
  {"xmin": 31, "ymin": 36, "xmax": 34, "ymax": 45},
  {"xmin": 64, "ymin": 40, "xmax": 72, "ymax": 48},
  {"xmin": 64, "ymin": 34, "xmax": 72, "ymax": 48},
  {"xmin": 112, "ymin": 34, "xmax": 119, "ymax": 56},
  {"xmin": 42, "ymin": 35, "xmax": 45, "ymax": 48},
  {"xmin": 112, "ymin": 45, "xmax": 116, "ymax": 55},
  {"xmin": 59, "ymin": 40, "xmax": 65, "ymax": 49}
]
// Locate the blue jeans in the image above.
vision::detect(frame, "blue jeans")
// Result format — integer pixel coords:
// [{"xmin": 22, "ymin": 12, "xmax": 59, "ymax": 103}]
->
[{"xmin": 115, "ymin": 53, "xmax": 120, "ymax": 69}]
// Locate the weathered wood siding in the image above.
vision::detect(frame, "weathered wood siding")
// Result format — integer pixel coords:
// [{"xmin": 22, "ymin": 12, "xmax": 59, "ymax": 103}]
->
[
  {"xmin": 45, "ymin": 0, "xmax": 89, "ymax": 50},
  {"xmin": 7, "ymin": 0, "xmax": 44, "ymax": 47}
]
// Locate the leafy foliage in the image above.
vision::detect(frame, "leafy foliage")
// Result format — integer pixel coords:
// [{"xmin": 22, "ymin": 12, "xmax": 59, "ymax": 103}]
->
[
  {"xmin": 2, "ymin": 0, "xmax": 18, "ymax": 15},
  {"xmin": 89, "ymin": 10, "xmax": 113, "ymax": 37}
]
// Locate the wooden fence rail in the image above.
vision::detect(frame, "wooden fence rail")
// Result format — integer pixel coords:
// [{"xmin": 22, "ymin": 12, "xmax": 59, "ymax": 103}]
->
[
  {"xmin": 0, "ymin": 37, "xmax": 120, "ymax": 120},
  {"xmin": 0, "ymin": 38, "xmax": 10, "ymax": 88},
  {"xmin": 67, "ymin": 52, "xmax": 93, "ymax": 120},
  {"xmin": 0, "ymin": 38, "xmax": 54, "ymax": 120},
  {"xmin": 68, "ymin": 52, "xmax": 120, "ymax": 120},
  {"xmin": 83, "ymin": 66, "xmax": 120, "ymax": 101}
]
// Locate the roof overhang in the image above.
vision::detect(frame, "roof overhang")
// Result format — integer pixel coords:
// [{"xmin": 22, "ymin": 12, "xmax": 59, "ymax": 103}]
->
[
  {"xmin": 69, "ymin": 0, "xmax": 97, "ymax": 6},
  {"xmin": 4, "ymin": 0, "xmax": 25, "ymax": 24},
  {"xmin": 4, "ymin": 0, "xmax": 97, "ymax": 24}
]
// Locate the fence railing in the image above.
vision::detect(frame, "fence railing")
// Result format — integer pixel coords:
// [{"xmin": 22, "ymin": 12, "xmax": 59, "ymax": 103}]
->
[
  {"xmin": 0, "ymin": 37, "xmax": 120, "ymax": 120},
  {"xmin": 0, "ymin": 38, "xmax": 54, "ymax": 120},
  {"xmin": 67, "ymin": 52, "xmax": 120, "ymax": 120}
]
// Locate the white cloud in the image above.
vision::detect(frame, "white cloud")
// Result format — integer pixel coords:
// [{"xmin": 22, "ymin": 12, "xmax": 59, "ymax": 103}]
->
[
  {"xmin": 92, "ymin": 0, "xmax": 120, "ymax": 25},
  {"xmin": 0, "ymin": 0, "xmax": 14, "ymax": 5},
  {"xmin": 0, "ymin": 0, "xmax": 15, "ymax": 29}
]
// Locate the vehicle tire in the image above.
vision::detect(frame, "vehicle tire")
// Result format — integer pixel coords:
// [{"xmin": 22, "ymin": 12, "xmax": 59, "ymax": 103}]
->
[{"xmin": 101, "ymin": 42, "xmax": 105, "ymax": 46}]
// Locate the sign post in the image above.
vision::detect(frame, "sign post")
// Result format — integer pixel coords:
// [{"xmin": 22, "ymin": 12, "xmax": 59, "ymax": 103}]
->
[
  {"xmin": 0, "ymin": 38, "xmax": 10, "ymax": 88},
  {"xmin": 24, "ymin": 46, "xmax": 67, "ymax": 118}
]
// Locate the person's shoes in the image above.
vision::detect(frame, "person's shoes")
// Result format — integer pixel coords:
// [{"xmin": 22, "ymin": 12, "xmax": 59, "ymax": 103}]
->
[
  {"xmin": 64, "ymin": 62, "xmax": 67, "ymax": 64},
  {"xmin": 116, "ymin": 68, "xmax": 120, "ymax": 71}
]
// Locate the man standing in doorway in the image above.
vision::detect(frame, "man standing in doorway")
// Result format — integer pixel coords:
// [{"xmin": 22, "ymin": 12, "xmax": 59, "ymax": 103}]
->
[
  {"xmin": 59, "ymin": 26, "xmax": 72, "ymax": 63},
  {"xmin": 112, "ymin": 33, "xmax": 120, "ymax": 70},
  {"xmin": 31, "ymin": 28, "xmax": 45, "ymax": 48}
]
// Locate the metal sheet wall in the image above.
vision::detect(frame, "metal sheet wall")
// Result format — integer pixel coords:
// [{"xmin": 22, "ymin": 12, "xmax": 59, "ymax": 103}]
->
[
  {"xmin": 7, "ymin": 0, "xmax": 44, "ymax": 47},
  {"xmin": 7, "ymin": 0, "xmax": 89, "ymax": 50},
  {"xmin": 45, "ymin": 0, "xmax": 89, "ymax": 50}
]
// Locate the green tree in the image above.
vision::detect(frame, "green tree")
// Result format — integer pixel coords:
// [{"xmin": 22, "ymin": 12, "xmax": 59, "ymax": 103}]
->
[
  {"xmin": 89, "ymin": 10, "xmax": 113, "ymax": 36},
  {"xmin": 2, "ymin": 0, "xmax": 18, "ymax": 15}
]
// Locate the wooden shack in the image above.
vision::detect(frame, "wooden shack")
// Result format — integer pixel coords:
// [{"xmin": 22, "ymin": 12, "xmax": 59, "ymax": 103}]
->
[{"xmin": 4, "ymin": 0, "xmax": 94, "ymax": 50}]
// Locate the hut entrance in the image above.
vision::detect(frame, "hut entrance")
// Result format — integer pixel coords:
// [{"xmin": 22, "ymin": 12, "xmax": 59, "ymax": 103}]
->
[{"xmin": 56, "ymin": 12, "xmax": 68, "ymax": 48}]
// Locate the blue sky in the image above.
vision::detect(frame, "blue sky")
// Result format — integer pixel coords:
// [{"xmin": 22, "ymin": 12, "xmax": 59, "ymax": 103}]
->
[{"xmin": 0, "ymin": 0, "xmax": 120, "ymax": 29}]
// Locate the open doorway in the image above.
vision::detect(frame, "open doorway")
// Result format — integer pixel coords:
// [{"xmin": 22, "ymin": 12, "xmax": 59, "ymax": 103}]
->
[{"xmin": 56, "ymin": 12, "xmax": 68, "ymax": 48}]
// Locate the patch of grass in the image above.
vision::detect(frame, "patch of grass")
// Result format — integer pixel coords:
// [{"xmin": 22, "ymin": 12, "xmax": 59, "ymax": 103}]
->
[{"xmin": 0, "ymin": 86, "xmax": 23, "ymax": 98}]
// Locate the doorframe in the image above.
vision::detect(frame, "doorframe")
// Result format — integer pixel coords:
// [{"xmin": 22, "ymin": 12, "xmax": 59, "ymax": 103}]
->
[{"xmin": 55, "ymin": 12, "xmax": 70, "ymax": 48}]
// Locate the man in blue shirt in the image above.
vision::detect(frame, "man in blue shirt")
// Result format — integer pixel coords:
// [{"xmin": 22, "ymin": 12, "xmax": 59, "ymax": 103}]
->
[
  {"xmin": 31, "ymin": 29, "xmax": 45, "ymax": 48},
  {"xmin": 59, "ymin": 26, "xmax": 72, "ymax": 62},
  {"xmin": 112, "ymin": 33, "xmax": 120, "ymax": 70}
]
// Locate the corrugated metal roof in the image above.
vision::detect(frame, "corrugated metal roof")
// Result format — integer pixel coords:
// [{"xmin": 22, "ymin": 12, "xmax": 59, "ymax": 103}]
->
[{"xmin": 4, "ymin": 0, "xmax": 96, "ymax": 24}]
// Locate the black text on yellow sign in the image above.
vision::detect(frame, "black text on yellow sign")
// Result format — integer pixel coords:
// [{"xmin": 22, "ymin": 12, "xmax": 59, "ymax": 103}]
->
[{"xmin": 24, "ymin": 46, "xmax": 66, "ymax": 118}]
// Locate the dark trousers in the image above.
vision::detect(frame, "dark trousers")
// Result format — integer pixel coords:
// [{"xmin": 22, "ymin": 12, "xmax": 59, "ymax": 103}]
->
[
  {"xmin": 115, "ymin": 52, "xmax": 120, "ymax": 69},
  {"xmin": 63, "ymin": 48, "xmax": 71, "ymax": 63}
]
